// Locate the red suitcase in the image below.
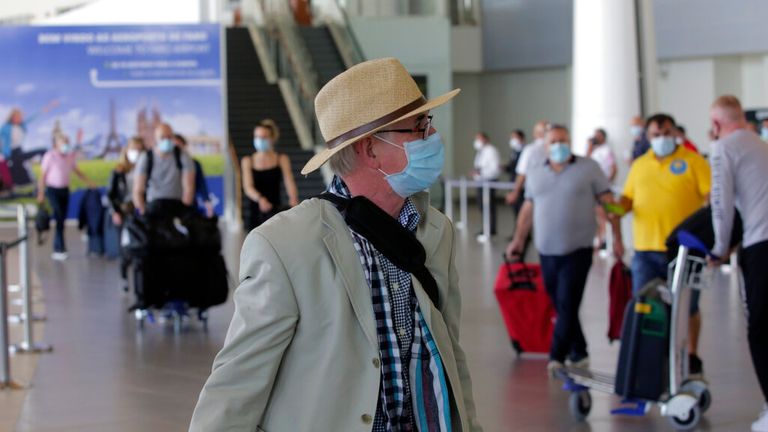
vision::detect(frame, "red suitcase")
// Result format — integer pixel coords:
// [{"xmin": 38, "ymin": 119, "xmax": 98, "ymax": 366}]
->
[
  {"xmin": 494, "ymin": 258, "xmax": 555, "ymax": 354},
  {"xmin": 607, "ymin": 261, "xmax": 633, "ymax": 342}
]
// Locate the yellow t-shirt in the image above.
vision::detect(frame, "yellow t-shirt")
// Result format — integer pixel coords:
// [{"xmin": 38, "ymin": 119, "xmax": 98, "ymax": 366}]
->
[{"xmin": 623, "ymin": 146, "xmax": 711, "ymax": 251}]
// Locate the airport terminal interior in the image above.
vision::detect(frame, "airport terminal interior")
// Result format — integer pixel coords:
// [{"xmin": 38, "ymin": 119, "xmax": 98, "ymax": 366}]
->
[{"xmin": 1, "ymin": 0, "xmax": 768, "ymax": 431}]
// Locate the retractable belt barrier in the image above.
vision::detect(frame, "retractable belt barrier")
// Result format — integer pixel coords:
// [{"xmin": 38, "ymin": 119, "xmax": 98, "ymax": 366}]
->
[{"xmin": 0, "ymin": 205, "xmax": 52, "ymax": 391}]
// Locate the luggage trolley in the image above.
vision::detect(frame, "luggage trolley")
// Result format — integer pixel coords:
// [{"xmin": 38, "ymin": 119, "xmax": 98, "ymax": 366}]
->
[{"xmin": 557, "ymin": 230, "xmax": 715, "ymax": 431}]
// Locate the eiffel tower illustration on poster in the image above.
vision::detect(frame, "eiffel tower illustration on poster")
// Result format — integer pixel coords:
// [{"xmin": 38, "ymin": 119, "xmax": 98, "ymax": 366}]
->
[{"xmin": 99, "ymin": 99, "xmax": 122, "ymax": 158}]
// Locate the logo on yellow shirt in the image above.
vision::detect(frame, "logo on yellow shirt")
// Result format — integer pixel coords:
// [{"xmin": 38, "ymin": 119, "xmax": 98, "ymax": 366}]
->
[{"xmin": 670, "ymin": 160, "xmax": 687, "ymax": 175}]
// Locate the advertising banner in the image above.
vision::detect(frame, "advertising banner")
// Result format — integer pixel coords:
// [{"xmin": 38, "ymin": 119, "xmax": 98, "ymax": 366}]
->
[{"xmin": 0, "ymin": 24, "xmax": 225, "ymax": 217}]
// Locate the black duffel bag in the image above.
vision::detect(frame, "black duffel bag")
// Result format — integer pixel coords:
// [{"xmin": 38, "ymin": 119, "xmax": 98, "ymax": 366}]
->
[
  {"xmin": 121, "ymin": 215, "xmax": 150, "ymax": 258},
  {"xmin": 182, "ymin": 214, "xmax": 221, "ymax": 252}
]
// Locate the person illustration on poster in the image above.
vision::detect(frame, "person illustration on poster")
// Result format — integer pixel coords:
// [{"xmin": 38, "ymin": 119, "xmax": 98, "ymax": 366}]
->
[{"xmin": 0, "ymin": 99, "xmax": 60, "ymax": 194}]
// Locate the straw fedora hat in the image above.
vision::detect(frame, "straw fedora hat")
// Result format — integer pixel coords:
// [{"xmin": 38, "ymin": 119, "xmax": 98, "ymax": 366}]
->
[{"xmin": 300, "ymin": 57, "xmax": 460, "ymax": 175}]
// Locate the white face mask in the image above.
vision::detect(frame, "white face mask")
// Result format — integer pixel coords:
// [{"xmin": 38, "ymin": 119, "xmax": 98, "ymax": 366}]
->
[
  {"xmin": 675, "ymin": 137, "xmax": 684, "ymax": 145},
  {"xmin": 509, "ymin": 138, "xmax": 523, "ymax": 151},
  {"xmin": 473, "ymin": 139, "xmax": 484, "ymax": 151},
  {"xmin": 127, "ymin": 149, "xmax": 140, "ymax": 164},
  {"xmin": 630, "ymin": 125, "xmax": 643, "ymax": 138}
]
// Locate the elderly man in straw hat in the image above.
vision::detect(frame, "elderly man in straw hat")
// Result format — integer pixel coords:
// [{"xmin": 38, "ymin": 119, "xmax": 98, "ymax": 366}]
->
[{"xmin": 189, "ymin": 58, "xmax": 482, "ymax": 432}]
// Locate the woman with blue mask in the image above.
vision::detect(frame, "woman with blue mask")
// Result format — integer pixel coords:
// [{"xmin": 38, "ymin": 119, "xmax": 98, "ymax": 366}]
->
[{"xmin": 241, "ymin": 119, "xmax": 299, "ymax": 230}]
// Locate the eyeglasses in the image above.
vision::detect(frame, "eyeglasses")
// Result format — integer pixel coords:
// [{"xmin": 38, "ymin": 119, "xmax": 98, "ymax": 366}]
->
[{"xmin": 377, "ymin": 115, "xmax": 433, "ymax": 140}]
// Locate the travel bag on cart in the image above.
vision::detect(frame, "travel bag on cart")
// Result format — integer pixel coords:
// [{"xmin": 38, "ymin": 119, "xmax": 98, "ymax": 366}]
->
[
  {"xmin": 494, "ymin": 256, "xmax": 555, "ymax": 354},
  {"xmin": 614, "ymin": 281, "xmax": 671, "ymax": 401},
  {"xmin": 607, "ymin": 261, "xmax": 633, "ymax": 342}
]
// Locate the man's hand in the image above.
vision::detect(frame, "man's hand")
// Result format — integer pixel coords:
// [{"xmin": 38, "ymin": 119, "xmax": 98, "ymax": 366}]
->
[
  {"xmin": 204, "ymin": 201, "xmax": 215, "ymax": 218},
  {"xmin": 706, "ymin": 256, "xmax": 724, "ymax": 268},
  {"xmin": 36, "ymin": 192, "xmax": 45, "ymax": 204},
  {"xmin": 506, "ymin": 238, "xmax": 524, "ymax": 261},
  {"xmin": 112, "ymin": 212, "xmax": 123, "ymax": 226},
  {"xmin": 505, "ymin": 190, "xmax": 519, "ymax": 205},
  {"xmin": 289, "ymin": 197, "xmax": 299, "ymax": 208},
  {"xmin": 613, "ymin": 239, "xmax": 625, "ymax": 260}
]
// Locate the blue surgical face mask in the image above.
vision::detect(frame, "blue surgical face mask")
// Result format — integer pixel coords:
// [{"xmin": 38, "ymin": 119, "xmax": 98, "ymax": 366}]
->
[
  {"xmin": 375, "ymin": 132, "xmax": 445, "ymax": 198},
  {"xmin": 58, "ymin": 143, "xmax": 71, "ymax": 154},
  {"xmin": 548, "ymin": 142, "xmax": 571, "ymax": 164},
  {"xmin": 157, "ymin": 138, "xmax": 173, "ymax": 153},
  {"xmin": 761, "ymin": 127, "xmax": 768, "ymax": 141},
  {"xmin": 253, "ymin": 137, "xmax": 271, "ymax": 152},
  {"xmin": 630, "ymin": 125, "xmax": 643, "ymax": 138},
  {"xmin": 651, "ymin": 136, "xmax": 676, "ymax": 157}
]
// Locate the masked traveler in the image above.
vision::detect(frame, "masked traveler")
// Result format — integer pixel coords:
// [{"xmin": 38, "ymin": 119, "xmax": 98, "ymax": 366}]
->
[{"xmin": 190, "ymin": 57, "xmax": 482, "ymax": 432}]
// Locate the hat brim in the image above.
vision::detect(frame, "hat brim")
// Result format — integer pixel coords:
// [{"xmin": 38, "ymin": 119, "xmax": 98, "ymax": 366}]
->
[{"xmin": 300, "ymin": 88, "xmax": 461, "ymax": 175}]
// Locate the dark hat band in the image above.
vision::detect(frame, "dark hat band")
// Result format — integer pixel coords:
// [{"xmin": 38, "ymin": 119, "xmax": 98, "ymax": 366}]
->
[{"xmin": 325, "ymin": 96, "xmax": 427, "ymax": 149}]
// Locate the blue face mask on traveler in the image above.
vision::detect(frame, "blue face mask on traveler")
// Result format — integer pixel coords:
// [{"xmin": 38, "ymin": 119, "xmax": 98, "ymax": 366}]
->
[
  {"xmin": 375, "ymin": 132, "xmax": 445, "ymax": 198},
  {"xmin": 58, "ymin": 143, "xmax": 71, "ymax": 154},
  {"xmin": 761, "ymin": 127, "xmax": 768, "ymax": 141},
  {"xmin": 651, "ymin": 136, "xmax": 676, "ymax": 157},
  {"xmin": 548, "ymin": 142, "xmax": 571, "ymax": 164},
  {"xmin": 157, "ymin": 138, "xmax": 174, "ymax": 153},
  {"xmin": 253, "ymin": 137, "xmax": 271, "ymax": 152}
]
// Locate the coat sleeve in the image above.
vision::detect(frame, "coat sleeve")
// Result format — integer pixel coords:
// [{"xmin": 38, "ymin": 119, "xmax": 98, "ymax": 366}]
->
[
  {"xmin": 443, "ymin": 219, "xmax": 483, "ymax": 432},
  {"xmin": 189, "ymin": 230, "xmax": 299, "ymax": 432}
]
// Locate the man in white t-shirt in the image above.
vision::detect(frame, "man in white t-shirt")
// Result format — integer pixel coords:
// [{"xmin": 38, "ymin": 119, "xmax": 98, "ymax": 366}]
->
[
  {"xmin": 587, "ymin": 128, "xmax": 617, "ymax": 250},
  {"xmin": 505, "ymin": 120, "xmax": 548, "ymax": 206},
  {"xmin": 471, "ymin": 132, "xmax": 501, "ymax": 238}
]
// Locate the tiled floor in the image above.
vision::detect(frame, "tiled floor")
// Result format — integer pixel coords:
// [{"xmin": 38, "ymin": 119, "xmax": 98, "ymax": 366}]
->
[{"xmin": 3, "ymin": 208, "xmax": 765, "ymax": 431}]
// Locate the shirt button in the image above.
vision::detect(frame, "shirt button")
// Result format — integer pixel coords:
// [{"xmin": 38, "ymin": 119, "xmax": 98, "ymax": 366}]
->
[
  {"xmin": 398, "ymin": 328, "xmax": 406, "ymax": 337},
  {"xmin": 372, "ymin": 358, "xmax": 380, "ymax": 368},
  {"xmin": 392, "ymin": 283, "xmax": 399, "ymax": 291},
  {"xmin": 361, "ymin": 414, "xmax": 373, "ymax": 424}
]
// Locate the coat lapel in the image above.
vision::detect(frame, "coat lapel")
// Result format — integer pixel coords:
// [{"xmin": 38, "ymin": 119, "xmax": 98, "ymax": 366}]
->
[{"xmin": 319, "ymin": 201, "xmax": 378, "ymax": 350}]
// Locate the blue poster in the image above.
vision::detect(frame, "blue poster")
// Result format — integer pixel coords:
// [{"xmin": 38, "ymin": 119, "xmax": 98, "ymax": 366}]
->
[{"xmin": 0, "ymin": 24, "xmax": 225, "ymax": 216}]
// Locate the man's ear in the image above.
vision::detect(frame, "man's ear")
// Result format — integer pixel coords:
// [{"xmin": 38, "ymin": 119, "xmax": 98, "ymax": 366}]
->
[{"xmin": 355, "ymin": 137, "xmax": 380, "ymax": 170}]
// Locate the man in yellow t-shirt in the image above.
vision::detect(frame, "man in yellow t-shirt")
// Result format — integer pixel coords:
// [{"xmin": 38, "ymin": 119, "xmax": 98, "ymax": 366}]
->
[{"xmin": 619, "ymin": 113, "xmax": 710, "ymax": 377}]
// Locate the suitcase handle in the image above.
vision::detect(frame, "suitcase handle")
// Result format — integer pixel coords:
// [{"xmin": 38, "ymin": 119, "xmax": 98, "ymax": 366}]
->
[{"xmin": 502, "ymin": 253, "xmax": 536, "ymax": 291}]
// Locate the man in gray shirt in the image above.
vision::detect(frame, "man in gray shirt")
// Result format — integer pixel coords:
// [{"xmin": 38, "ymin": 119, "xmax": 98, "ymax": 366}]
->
[
  {"xmin": 132, "ymin": 123, "xmax": 196, "ymax": 218},
  {"xmin": 708, "ymin": 95, "xmax": 768, "ymax": 432},
  {"xmin": 506, "ymin": 124, "xmax": 624, "ymax": 375}
]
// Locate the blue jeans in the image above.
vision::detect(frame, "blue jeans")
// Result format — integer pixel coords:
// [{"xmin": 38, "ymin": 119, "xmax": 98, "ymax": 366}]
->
[
  {"xmin": 539, "ymin": 248, "xmax": 593, "ymax": 363},
  {"xmin": 46, "ymin": 186, "xmax": 70, "ymax": 253},
  {"xmin": 632, "ymin": 251, "xmax": 700, "ymax": 315}
]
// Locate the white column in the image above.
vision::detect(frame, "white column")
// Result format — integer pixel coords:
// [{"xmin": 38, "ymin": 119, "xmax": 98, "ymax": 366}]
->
[{"xmin": 572, "ymin": 0, "xmax": 652, "ymax": 183}]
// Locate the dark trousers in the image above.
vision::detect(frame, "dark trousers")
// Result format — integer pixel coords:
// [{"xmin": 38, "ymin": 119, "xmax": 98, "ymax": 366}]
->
[
  {"xmin": 45, "ymin": 186, "xmax": 70, "ymax": 253},
  {"xmin": 539, "ymin": 248, "xmax": 593, "ymax": 362},
  {"xmin": 741, "ymin": 240, "xmax": 768, "ymax": 402},
  {"xmin": 476, "ymin": 183, "xmax": 497, "ymax": 234}
]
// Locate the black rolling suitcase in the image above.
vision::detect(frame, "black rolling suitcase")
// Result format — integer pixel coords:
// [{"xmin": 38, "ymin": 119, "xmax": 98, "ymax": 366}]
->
[{"xmin": 614, "ymin": 281, "xmax": 671, "ymax": 401}]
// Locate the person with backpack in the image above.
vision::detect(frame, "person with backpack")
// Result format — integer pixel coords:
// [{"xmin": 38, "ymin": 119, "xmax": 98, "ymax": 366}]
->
[
  {"xmin": 173, "ymin": 133, "xmax": 215, "ymax": 218},
  {"xmin": 36, "ymin": 132, "xmax": 96, "ymax": 260},
  {"xmin": 132, "ymin": 123, "xmax": 195, "ymax": 219}
]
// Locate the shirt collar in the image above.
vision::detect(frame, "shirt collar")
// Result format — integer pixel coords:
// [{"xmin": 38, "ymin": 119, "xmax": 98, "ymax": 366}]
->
[{"xmin": 327, "ymin": 176, "xmax": 420, "ymax": 232}]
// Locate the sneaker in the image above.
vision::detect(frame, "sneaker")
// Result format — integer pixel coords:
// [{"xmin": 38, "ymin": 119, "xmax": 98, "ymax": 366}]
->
[
  {"xmin": 752, "ymin": 405, "xmax": 768, "ymax": 432},
  {"xmin": 547, "ymin": 360, "xmax": 565, "ymax": 378},
  {"xmin": 51, "ymin": 252, "xmax": 68, "ymax": 261},
  {"xmin": 689, "ymin": 353, "xmax": 704, "ymax": 379}
]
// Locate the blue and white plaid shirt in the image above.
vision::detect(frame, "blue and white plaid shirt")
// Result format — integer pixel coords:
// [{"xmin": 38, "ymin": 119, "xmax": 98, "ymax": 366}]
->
[{"xmin": 328, "ymin": 177, "xmax": 451, "ymax": 432}]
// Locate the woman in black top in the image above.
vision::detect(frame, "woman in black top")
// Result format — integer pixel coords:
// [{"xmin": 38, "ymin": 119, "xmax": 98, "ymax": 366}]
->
[{"xmin": 241, "ymin": 119, "xmax": 299, "ymax": 230}]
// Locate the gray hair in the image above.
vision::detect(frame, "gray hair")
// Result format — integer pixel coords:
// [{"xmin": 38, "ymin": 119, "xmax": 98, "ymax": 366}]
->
[{"xmin": 328, "ymin": 144, "xmax": 358, "ymax": 176}]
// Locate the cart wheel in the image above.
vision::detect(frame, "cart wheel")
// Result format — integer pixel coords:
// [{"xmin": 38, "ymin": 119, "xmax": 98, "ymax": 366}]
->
[
  {"xmin": 667, "ymin": 405, "xmax": 701, "ymax": 431},
  {"xmin": 134, "ymin": 309, "xmax": 145, "ymax": 330},
  {"xmin": 698, "ymin": 389, "xmax": 712, "ymax": 413},
  {"xmin": 511, "ymin": 340, "xmax": 523, "ymax": 355},
  {"xmin": 569, "ymin": 390, "xmax": 592, "ymax": 421}
]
